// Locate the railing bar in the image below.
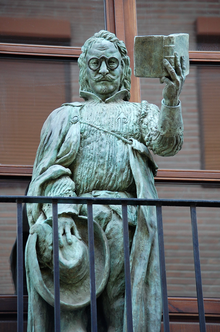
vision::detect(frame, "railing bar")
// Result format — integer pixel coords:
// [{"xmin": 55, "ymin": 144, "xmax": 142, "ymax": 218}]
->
[
  {"xmin": 52, "ymin": 200, "xmax": 61, "ymax": 332},
  {"xmin": 87, "ymin": 202, "xmax": 98, "ymax": 332},
  {"xmin": 156, "ymin": 205, "xmax": 170, "ymax": 332},
  {"xmin": 122, "ymin": 203, "xmax": 133, "ymax": 332},
  {"xmin": 1, "ymin": 196, "xmax": 220, "ymax": 208},
  {"xmin": 1, "ymin": 196, "xmax": 218, "ymax": 332},
  {"xmin": 190, "ymin": 206, "xmax": 206, "ymax": 332},
  {"xmin": 103, "ymin": 0, "xmax": 107, "ymax": 30},
  {"xmin": 16, "ymin": 199, "xmax": 23, "ymax": 332}
]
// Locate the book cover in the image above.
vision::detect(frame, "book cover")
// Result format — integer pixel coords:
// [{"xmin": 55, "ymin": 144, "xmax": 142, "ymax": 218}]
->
[{"xmin": 134, "ymin": 33, "xmax": 189, "ymax": 78}]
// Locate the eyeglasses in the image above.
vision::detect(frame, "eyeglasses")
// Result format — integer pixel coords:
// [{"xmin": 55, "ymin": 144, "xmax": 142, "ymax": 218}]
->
[{"xmin": 88, "ymin": 56, "xmax": 119, "ymax": 71}]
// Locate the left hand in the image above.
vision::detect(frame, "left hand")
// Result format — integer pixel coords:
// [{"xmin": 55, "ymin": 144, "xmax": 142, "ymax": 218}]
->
[
  {"xmin": 58, "ymin": 215, "xmax": 81, "ymax": 248},
  {"xmin": 160, "ymin": 53, "xmax": 186, "ymax": 106}
]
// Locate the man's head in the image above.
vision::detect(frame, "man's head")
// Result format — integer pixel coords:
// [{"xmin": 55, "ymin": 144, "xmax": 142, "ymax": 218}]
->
[{"xmin": 78, "ymin": 30, "xmax": 131, "ymax": 101}]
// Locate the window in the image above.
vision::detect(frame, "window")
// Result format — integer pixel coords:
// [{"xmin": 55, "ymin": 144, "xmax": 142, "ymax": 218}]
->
[
  {"xmin": 0, "ymin": 0, "xmax": 139, "ymax": 169},
  {"xmin": 198, "ymin": 65, "xmax": 220, "ymax": 170},
  {"xmin": 0, "ymin": 1, "xmax": 220, "ymax": 328},
  {"xmin": 136, "ymin": 0, "xmax": 220, "ymax": 300},
  {"xmin": 0, "ymin": 0, "xmax": 139, "ymax": 294},
  {"xmin": 0, "ymin": 57, "xmax": 77, "ymax": 165}
]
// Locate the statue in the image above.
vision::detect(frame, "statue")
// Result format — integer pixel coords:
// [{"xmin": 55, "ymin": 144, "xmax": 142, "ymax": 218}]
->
[{"xmin": 25, "ymin": 30, "xmax": 186, "ymax": 332}]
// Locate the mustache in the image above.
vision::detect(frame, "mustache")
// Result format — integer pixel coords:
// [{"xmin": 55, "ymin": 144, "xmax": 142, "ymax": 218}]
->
[{"xmin": 94, "ymin": 74, "xmax": 115, "ymax": 82}]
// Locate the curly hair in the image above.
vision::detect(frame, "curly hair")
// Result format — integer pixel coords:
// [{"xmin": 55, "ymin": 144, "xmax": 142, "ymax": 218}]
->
[{"xmin": 78, "ymin": 30, "xmax": 131, "ymax": 101}]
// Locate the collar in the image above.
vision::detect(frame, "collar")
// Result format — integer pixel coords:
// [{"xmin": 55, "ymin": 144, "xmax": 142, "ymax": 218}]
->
[{"xmin": 80, "ymin": 89, "xmax": 129, "ymax": 103}]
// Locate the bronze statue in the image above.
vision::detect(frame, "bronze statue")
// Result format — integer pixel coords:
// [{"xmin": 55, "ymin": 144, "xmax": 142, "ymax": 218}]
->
[{"xmin": 26, "ymin": 30, "xmax": 185, "ymax": 332}]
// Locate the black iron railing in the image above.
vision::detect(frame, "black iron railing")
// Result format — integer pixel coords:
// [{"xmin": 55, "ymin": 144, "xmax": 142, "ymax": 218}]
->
[{"xmin": 1, "ymin": 195, "xmax": 220, "ymax": 332}]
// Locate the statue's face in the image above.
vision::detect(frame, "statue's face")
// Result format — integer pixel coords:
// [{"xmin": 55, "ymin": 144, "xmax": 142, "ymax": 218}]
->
[{"xmin": 86, "ymin": 40, "xmax": 123, "ymax": 100}]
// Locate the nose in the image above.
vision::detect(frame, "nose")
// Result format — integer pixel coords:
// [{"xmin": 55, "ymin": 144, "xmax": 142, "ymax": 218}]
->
[{"xmin": 99, "ymin": 60, "xmax": 109, "ymax": 75}]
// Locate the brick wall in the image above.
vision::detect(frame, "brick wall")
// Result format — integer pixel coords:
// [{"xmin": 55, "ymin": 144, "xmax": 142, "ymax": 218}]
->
[
  {"xmin": 0, "ymin": 0, "xmax": 105, "ymax": 46},
  {"xmin": 136, "ymin": 0, "xmax": 220, "ymax": 51},
  {"xmin": 0, "ymin": 0, "xmax": 220, "ymax": 298},
  {"xmin": 156, "ymin": 183, "xmax": 220, "ymax": 297},
  {"xmin": 137, "ymin": 0, "xmax": 220, "ymax": 297},
  {"xmin": 0, "ymin": 179, "xmax": 29, "ymax": 294},
  {"xmin": 1, "ymin": 181, "xmax": 219, "ymax": 297}
]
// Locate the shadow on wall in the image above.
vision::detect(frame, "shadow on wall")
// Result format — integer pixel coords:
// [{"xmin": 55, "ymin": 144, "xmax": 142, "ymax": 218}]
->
[{"xmin": 10, "ymin": 184, "xmax": 30, "ymax": 295}]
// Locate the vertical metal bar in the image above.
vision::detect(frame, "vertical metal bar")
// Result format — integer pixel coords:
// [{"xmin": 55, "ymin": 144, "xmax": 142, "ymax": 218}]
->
[
  {"xmin": 52, "ymin": 200, "xmax": 61, "ymax": 332},
  {"xmin": 122, "ymin": 203, "xmax": 133, "ymax": 332},
  {"xmin": 16, "ymin": 199, "xmax": 23, "ymax": 332},
  {"xmin": 87, "ymin": 202, "xmax": 98, "ymax": 332},
  {"xmin": 103, "ymin": 0, "xmax": 107, "ymax": 30},
  {"xmin": 156, "ymin": 205, "xmax": 170, "ymax": 332},
  {"xmin": 190, "ymin": 205, "xmax": 206, "ymax": 332}
]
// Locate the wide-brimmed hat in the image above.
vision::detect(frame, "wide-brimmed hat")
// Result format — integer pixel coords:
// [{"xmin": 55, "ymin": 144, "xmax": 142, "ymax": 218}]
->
[{"xmin": 25, "ymin": 215, "xmax": 110, "ymax": 310}]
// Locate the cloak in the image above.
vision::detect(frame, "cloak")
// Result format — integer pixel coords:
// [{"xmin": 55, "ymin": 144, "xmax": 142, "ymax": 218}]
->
[{"xmin": 27, "ymin": 101, "xmax": 162, "ymax": 331}]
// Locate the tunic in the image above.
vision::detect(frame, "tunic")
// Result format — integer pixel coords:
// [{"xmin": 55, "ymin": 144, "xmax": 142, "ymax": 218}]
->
[
  {"xmin": 26, "ymin": 89, "xmax": 184, "ymax": 332},
  {"xmin": 72, "ymin": 100, "xmax": 140, "ymax": 195}
]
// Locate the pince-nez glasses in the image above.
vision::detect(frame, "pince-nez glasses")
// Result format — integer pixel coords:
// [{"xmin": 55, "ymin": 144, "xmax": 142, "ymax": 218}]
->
[{"xmin": 88, "ymin": 56, "xmax": 119, "ymax": 71}]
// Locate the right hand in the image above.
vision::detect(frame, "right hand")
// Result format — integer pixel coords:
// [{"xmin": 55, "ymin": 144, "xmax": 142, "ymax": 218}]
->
[{"xmin": 161, "ymin": 53, "xmax": 186, "ymax": 106}]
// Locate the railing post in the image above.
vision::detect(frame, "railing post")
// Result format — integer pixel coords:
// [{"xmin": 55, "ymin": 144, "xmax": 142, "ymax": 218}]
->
[
  {"xmin": 87, "ymin": 202, "xmax": 98, "ymax": 332},
  {"xmin": 156, "ymin": 205, "xmax": 170, "ymax": 332},
  {"xmin": 190, "ymin": 205, "xmax": 206, "ymax": 332},
  {"xmin": 52, "ymin": 199, "xmax": 61, "ymax": 332},
  {"xmin": 16, "ymin": 199, "xmax": 23, "ymax": 332},
  {"xmin": 122, "ymin": 203, "xmax": 133, "ymax": 332}
]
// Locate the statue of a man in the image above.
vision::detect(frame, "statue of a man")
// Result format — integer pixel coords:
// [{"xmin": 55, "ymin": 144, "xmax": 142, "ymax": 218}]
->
[{"xmin": 26, "ymin": 30, "xmax": 185, "ymax": 332}]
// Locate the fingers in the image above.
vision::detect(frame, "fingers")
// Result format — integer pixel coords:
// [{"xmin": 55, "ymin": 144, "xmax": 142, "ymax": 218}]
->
[
  {"xmin": 163, "ymin": 58, "xmax": 178, "ymax": 83},
  {"xmin": 59, "ymin": 224, "xmax": 72, "ymax": 247},
  {"xmin": 180, "ymin": 56, "xmax": 186, "ymax": 76},
  {"xmin": 162, "ymin": 53, "xmax": 185, "ymax": 104},
  {"xmin": 174, "ymin": 53, "xmax": 182, "ymax": 76},
  {"xmin": 65, "ymin": 224, "xmax": 73, "ymax": 245},
  {"xmin": 72, "ymin": 221, "xmax": 82, "ymax": 240},
  {"xmin": 175, "ymin": 53, "xmax": 186, "ymax": 78},
  {"xmin": 58, "ymin": 217, "xmax": 79, "ymax": 247},
  {"xmin": 58, "ymin": 227, "xmax": 64, "ymax": 248},
  {"xmin": 164, "ymin": 54, "xmax": 186, "ymax": 81},
  {"xmin": 160, "ymin": 76, "xmax": 173, "ymax": 85}
]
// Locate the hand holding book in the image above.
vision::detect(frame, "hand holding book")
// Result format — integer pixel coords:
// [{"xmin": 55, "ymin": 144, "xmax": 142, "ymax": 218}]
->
[
  {"xmin": 160, "ymin": 52, "xmax": 186, "ymax": 106},
  {"xmin": 134, "ymin": 33, "xmax": 189, "ymax": 106}
]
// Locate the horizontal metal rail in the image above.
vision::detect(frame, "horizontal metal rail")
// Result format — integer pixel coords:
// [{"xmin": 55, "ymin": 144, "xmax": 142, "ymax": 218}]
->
[
  {"xmin": 1, "ymin": 195, "xmax": 220, "ymax": 207},
  {"xmin": 1, "ymin": 195, "xmax": 219, "ymax": 332}
]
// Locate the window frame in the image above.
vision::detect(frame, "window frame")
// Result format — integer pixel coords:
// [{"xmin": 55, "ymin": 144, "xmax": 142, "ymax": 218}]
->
[
  {"xmin": 0, "ymin": 0, "xmax": 220, "ymax": 182},
  {"xmin": 1, "ymin": 0, "xmax": 220, "ymax": 326}
]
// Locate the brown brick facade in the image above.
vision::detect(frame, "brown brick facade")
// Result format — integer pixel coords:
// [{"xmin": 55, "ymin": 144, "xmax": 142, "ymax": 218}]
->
[
  {"xmin": 136, "ymin": 0, "xmax": 220, "ymax": 298},
  {"xmin": 0, "ymin": 0, "xmax": 220, "ymax": 299}
]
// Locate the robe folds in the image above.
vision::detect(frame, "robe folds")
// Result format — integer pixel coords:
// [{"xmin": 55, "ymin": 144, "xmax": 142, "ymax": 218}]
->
[{"xmin": 26, "ymin": 92, "xmax": 183, "ymax": 331}]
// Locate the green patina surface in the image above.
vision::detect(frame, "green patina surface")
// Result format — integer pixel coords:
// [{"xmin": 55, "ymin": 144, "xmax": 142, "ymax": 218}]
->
[{"xmin": 25, "ymin": 30, "xmax": 187, "ymax": 332}]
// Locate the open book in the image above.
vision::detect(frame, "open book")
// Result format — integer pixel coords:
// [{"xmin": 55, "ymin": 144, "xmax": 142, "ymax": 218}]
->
[{"xmin": 134, "ymin": 33, "xmax": 189, "ymax": 78}]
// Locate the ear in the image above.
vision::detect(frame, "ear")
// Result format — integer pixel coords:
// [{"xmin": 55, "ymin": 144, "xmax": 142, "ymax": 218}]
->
[{"xmin": 120, "ymin": 59, "xmax": 125, "ymax": 89}]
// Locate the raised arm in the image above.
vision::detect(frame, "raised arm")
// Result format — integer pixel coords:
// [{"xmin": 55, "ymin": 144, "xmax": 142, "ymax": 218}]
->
[{"xmin": 141, "ymin": 54, "xmax": 185, "ymax": 156}]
